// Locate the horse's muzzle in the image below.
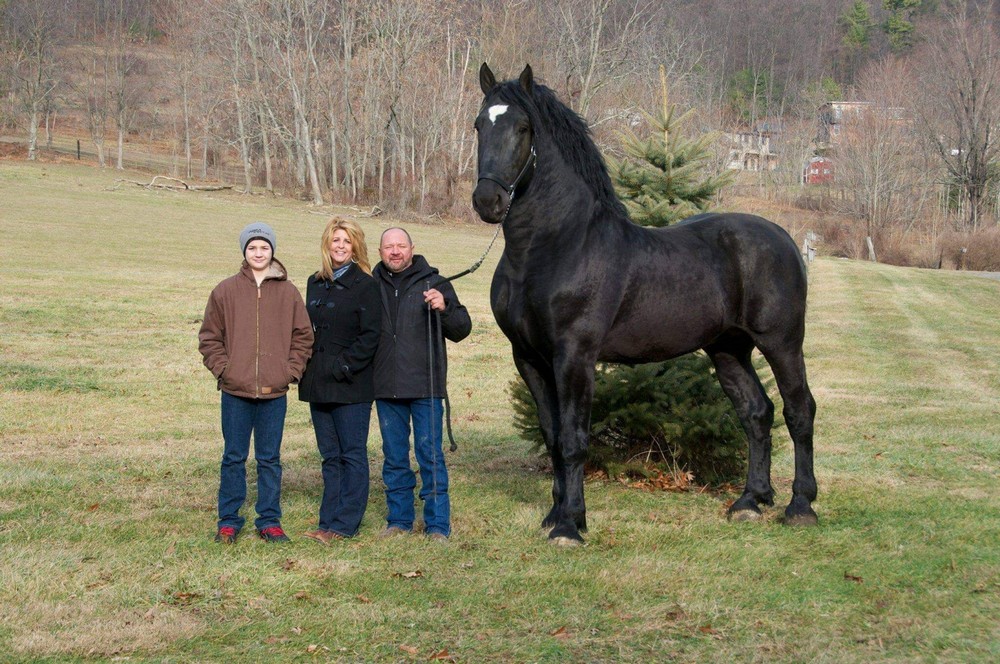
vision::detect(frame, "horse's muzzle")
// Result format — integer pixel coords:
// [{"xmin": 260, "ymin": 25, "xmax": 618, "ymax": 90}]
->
[{"xmin": 472, "ymin": 180, "xmax": 510, "ymax": 224}]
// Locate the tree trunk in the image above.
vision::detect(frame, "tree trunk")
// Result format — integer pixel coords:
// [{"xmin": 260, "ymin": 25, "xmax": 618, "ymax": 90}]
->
[
  {"xmin": 329, "ymin": 122, "xmax": 338, "ymax": 196},
  {"xmin": 116, "ymin": 125, "xmax": 125, "ymax": 170},
  {"xmin": 45, "ymin": 108, "xmax": 55, "ymax": 149},
  {"xmin": 182, "ymin": 82, "xmax": 192, "ymax": 179},
  {"xmin": 94, "ymin": 138, "xmax": 105, "ymax": 167},
  {"xmin": 233, "ymin": 86, "xmax": 254, "ymax": 193},
  {"xmin": 27, "ymin": 106, "xmax": 39, "ymax": 161},
  {"xmin": 303, "ymin": 126, "xmax": 324, "ymax": 205},
  {"xmin": 201, "ymin": 128, "xmax": 209, "ymax": 180},
  {"xmin": 295, "ymin": 117, "xmax": 307, "ymax": 187},
  {"xmin": 257, "ymin": 107, "xmax": 273, "ymax": 193},
  {"xmin": 378, "ymin": 136, "xmax": 386, "ymax": 200}
]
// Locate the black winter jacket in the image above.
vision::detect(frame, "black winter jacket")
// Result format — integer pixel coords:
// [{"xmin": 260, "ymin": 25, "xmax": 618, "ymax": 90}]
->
[
  {"xmin": 372, "ymin": 255, "xmax": 472, "ymax": 399},
  {"xmin": 298, "ymin": 263, "xmax": 381, "ymax": 404}
]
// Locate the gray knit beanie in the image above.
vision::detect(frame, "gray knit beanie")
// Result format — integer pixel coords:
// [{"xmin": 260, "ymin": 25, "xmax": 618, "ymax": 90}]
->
[{"xmin": 239, "ymin": 222, "xmax": 276, "ymax": 255}]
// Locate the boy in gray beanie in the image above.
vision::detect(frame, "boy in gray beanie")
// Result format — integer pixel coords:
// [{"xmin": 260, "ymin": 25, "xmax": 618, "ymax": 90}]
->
[{"xmin": 199, "ymin": 221, "xmax": 313, "ymax": 544}]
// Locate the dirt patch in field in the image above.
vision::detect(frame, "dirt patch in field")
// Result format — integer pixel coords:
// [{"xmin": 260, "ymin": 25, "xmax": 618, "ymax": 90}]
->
[{"xmin": 9, "ymin": 601, "xmax": 204, "ymax": 658}]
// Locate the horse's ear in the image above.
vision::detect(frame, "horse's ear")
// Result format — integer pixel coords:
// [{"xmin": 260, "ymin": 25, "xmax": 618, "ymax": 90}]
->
[
  {"xmin": 519, "ymin": 64, "xmax": 534, "ymax": 94},
  {"xmin": 480, "ymin": 63, "xmax": 496, "ymax": 95}
]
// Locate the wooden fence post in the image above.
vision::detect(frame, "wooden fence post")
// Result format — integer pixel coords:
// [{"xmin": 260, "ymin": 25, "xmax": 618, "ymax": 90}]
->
[{"xmin": 801, "ymin": 231, "xmax": 816, "ymax": 264}]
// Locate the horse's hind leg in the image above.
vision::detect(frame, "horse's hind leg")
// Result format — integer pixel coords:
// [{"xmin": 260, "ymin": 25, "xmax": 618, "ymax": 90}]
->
[
  {"xmin": 706, "ymin": 336, "xmax": 775, "ymax": 520},
  {"xmin": 760, "ymin": 345, "xmax": 818, "ymax": 526}
]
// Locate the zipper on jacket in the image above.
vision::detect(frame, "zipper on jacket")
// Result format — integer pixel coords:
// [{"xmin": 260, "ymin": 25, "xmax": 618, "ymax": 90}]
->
[
  {"xmin": 393, "ymin": 285, "xmax": 398, "ymax": 397},
  {"xmin": 255, "ymin": 284, "xmax": 261, "ymax": 397}
]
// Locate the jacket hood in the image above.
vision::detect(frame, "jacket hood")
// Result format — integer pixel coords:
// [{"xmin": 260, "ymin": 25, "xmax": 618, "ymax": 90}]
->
[{"xmin": 241, "ymin": 257, "xmax": 288, "ymax": 282}]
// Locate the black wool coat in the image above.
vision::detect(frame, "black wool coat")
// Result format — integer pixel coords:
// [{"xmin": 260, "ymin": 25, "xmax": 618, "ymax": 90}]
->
[
  {"xmin": 372, "ymin": 255, "xmax": 472, "ymax": 400},
  {"xmin": 298, "ymin": 263, "xmax": 381, "ymax": 404}
]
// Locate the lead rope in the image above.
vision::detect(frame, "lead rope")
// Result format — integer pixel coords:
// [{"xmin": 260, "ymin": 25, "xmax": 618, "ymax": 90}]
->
[
  {"xmin": 428, "ymin": 141, "xmax": 536, "ymax": 454},
  {"xmin": 429, "ymin": 211, "xmax": 502, "ymax": 456},
  {"xmin": 426, "ymin": 280, "xmax": 443, "ymax": 526}
]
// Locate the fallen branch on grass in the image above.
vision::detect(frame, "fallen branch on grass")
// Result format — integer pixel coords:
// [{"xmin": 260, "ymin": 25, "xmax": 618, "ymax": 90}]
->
[{"xmin": 113, "ymin": 176, "xmax": 233, "ymax": 191}]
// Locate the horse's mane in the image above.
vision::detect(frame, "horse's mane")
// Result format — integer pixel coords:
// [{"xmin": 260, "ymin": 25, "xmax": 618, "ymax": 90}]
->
[{"xmin": 491, "ymin": 80, "xmax": 627, "ymax": 217}]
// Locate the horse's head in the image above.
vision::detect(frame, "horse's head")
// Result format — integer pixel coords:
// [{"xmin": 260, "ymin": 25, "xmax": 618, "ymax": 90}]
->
[{"xmin": 472, "ymin": 63, "xmax": 537, "ymax": 224}]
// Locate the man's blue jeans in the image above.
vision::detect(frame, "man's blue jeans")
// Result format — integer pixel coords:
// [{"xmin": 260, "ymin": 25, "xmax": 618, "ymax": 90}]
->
[
  {"xmin": 309, "ymin": 401, "xmax": 372, "ymax": 537},
  {"xmin": 376, "ymin": 398, "xmax": 450, "ymax": 536},
  {"xmin": 218, "ymin": 392, "xmax": 286, "ymax": 532}
]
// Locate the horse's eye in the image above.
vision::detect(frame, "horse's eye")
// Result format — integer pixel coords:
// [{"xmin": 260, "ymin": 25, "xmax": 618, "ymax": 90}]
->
[{"xmin": 517, "ymin": 125, "xmax": 529, "ymax": 135}]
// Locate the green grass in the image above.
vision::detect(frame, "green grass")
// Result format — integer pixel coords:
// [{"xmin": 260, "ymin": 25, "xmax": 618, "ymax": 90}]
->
[{"xmin": 1, "ymin": 160, "xmax": 999, "ymax": 662}]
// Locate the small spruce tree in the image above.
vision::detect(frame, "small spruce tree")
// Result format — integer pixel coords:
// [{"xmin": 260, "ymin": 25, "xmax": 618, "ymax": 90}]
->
[{"xmin": 611, "ymin": 66, "xmax": 733, "ymax": 227}]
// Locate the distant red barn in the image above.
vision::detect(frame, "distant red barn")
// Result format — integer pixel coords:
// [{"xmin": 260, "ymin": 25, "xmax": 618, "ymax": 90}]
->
[{"xmin": 804, "ymin": 156, "xmax": 834, "ymax": 185}]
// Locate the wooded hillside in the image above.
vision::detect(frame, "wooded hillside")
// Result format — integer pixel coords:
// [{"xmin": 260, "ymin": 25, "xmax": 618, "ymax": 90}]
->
[{"xmin": 2, "ymin": 0, "xmax": 998, "ymax": 265}]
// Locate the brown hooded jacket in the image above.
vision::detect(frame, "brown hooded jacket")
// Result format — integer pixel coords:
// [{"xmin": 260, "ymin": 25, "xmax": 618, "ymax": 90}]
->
[{"xmin": 198, "ymin": 258, "xmax": 313, "ymax": 399}]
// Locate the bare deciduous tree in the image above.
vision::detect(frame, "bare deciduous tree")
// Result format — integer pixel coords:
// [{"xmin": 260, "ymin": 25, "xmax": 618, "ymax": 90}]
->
[
  {"xmin": 104, "ymin": 0, "xmax": 147, "ymax": 170},
  {"xmin": 549, "ymin": 0, "xmax": 652, "ymax": 122},
  {"xmin": 1, "ymin": 0, "xmax": 63, "ymax": 160},
  {"xmin": 81, "ymin": 48, "xmax": 111, "ymax": 167},
  {"xmin": 263, "ymin": 0, "xmax": 328, "ymax": 205},
  {"xmin": 835, "ymin": 59, "xmax": 934, "ymax": 239},
  {"xmin": 917, "ymin": 1, "xmax": 1000, "ymax": 230}
]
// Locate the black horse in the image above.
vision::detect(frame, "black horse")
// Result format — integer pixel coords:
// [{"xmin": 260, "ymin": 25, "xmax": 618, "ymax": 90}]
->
[{"xmin": 472, "ymin": 64, "xmax": 818, "ymax": 545}]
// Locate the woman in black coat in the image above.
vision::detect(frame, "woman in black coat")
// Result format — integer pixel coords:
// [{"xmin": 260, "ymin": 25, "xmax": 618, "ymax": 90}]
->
[{"xmin": 299, "ymin": 217, "xmax": 381, "ymax": 543}]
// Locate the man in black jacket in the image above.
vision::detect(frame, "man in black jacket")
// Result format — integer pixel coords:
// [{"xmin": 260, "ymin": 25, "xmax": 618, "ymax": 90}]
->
[{"xmin": 373, "ymin": 227, "xmax": 472, "ymax": 540}]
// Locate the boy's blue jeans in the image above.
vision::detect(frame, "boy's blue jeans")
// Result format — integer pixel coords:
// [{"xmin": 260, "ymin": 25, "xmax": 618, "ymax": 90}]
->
[
  {"xmin": 376, "ymin": 398, "xmax": 450, "ymax": 537},
  {"xmin": 218, "ymin": 392, "xmax": 286, "ymax": 532}
]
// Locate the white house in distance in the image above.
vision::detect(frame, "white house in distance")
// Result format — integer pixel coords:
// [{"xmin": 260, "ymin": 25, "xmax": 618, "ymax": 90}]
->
[{"xmin": 726, "ymin": 121, "xmax": 780, "ymax": 172}]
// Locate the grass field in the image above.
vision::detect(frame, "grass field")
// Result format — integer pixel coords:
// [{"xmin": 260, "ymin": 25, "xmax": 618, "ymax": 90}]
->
[{"xmin": 1, "ymin": 160, "xmax": 999, "ymax": 662}]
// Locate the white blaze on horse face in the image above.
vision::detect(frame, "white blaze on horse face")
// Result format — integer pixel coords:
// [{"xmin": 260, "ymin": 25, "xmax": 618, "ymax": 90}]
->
[{"xmin": 488, "ymin": 104, "xmax": 509, "ymax": 125}]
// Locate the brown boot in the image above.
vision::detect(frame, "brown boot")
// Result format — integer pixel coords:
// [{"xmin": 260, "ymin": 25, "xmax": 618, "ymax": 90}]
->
[{"xmin": 302, "ymin": 529, "xmax": 342, "ymax": 545}]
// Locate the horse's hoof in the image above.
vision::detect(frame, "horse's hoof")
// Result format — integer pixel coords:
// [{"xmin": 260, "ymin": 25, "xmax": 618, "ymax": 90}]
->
[
  {"xmin": 727, "ymin": 508, "xmax": 762, "ymax": 523},
  {"xmin": 783, "ymin": 512, "xmax": 818, "ymax": 527},
  {"xmin": 548, "ymin": 523, "xmax": 585, "ymax": 545},
  {"xmin": 784, "ymin": 497, "xmax": 818, "ymax": 526},
  {"xmin": 550, "ymin": 535, "xmax": 584, "ymax": 547}
]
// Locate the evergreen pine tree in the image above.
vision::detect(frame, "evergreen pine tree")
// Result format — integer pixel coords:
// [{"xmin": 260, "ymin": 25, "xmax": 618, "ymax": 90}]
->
[
  {"xmin": 882, "ymin": 0, "xmax": 922, "ymax": 53},
  {"xmin": 840, "ymin": 0, "xmax": 875, "ymax": 52},
  {"xmin": 610, "ymin": 66, "xmax": 733, "ymax": 227}
]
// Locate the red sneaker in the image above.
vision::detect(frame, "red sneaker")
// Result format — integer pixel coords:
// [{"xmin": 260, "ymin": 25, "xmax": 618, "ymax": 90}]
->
[
  {"xmin": 214, "ymin": 526, "xmax": 238, "ymax": 544},
  {"xmin": 257, "ymin": 526, "xmax": 290, "ymax": 543}
]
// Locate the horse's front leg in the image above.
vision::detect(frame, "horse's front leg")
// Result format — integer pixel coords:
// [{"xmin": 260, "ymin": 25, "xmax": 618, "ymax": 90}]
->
[
  {"xmin": 548, "ymin": 351, "xmax": 597, "ymax": 546},
  {"xmin": 513, "ymin": 355, "xmax": 563, "ymax": 529}
]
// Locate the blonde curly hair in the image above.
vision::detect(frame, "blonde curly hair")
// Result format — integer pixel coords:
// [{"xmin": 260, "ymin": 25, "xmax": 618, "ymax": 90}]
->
[{"xmin": 317, "ymin": 217, "xmax": 372, "ymax": 279}]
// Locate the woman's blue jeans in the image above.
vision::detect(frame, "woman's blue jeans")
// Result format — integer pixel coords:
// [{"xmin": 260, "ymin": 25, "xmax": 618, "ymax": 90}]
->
[
  {"xmin": 309, "ymin": 401, "xmax": 372, "ymax": 537},
  {"xmin": 218, "ymin": 392, "xmax": 286, "ymax": 532},
  {"xmin": 375, "ymin": 398, "xmax": 450, "ymax": 536}
]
